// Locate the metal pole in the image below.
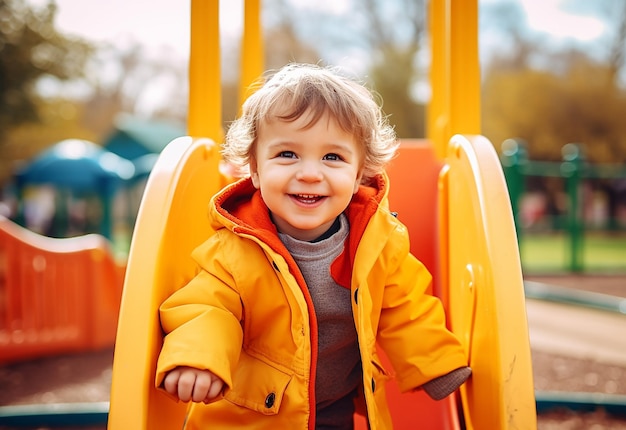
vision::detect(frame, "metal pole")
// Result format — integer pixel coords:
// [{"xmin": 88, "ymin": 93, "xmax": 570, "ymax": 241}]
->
[
  {"xmin": 428, "ymin": 0, "xmax": 481, "ymax": 160},
  {"xmin": 448, "ymin": 0, "xmax": 481, "ymax": 138},
  {"xmin": 562, "ymin": 143, "xmax": 584, "ymax": 272},
  {"xmin": 427, "ymin": 0, "xmax": 448, "ymax": 159},
  {"xmin": 188, "ymin": 0, "xmax": 221, "ymax": 141},
  {"xmin": 239, "ymin": 0, "xmax": 264, "ymax": 110}
]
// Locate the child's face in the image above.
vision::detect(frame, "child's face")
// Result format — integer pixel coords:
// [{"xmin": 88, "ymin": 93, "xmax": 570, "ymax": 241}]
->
[{"xmin": 250, "ymin": 110, "xmax": 363, "ymax": 241}]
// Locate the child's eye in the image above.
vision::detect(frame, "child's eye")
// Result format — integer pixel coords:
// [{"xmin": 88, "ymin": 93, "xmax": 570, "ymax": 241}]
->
[
  {"xmin": 323, "ymin": 153, "xmax": 343, "ymax": 161},
  {"xmin": 277, "ymin": 151, "xmax": 296, "ymax": 158}
]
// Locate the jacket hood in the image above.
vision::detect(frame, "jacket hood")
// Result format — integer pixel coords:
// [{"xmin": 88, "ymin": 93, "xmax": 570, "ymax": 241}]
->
[{"xmin": 209, "ymin": 174, "xmax": 390, "ymax": 288}]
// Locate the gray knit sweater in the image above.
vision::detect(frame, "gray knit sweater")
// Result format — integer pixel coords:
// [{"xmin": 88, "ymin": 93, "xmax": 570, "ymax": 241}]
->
[{"xmin": 279, "ymin": 214, "xmax": 361, "ymax": 430}]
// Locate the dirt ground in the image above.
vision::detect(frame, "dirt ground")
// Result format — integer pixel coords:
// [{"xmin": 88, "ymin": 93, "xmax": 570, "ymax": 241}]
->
[
  {"xmin": 525, "ymin": 275, "xmax": 626, "ymax": 429},
  {"xmin": 0, "ymin": 275, "xmax": 625, "ymax": 429}
]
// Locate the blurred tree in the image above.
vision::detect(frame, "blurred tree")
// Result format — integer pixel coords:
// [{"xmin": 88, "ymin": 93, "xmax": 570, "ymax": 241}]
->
[
  {"xmin": 221, "ymin": 23, "xmax": 320, "ymax": 128},
  {"xmin": 261, "ymin": 0, "xmax": 428, "ymax": 139},
  {"xmin": 0, "ymin": 0, "xmax": 93, "ymax": 189},
  {"xmin": 0, "ymin": 0, "xmax": 92, "ymax": 140},
  {"xmin": 80, "ymin": 42, "xmax": 188, "ymax": 137},
  {"xmin": 480, "ymin": 1, "xmax": 533, "ymax": 72},
  {"xmin": 483, "ymin": 53, "xmax": 626, "ymax": 163},
  {"xmin": 221, "ymin": 0, "xmax": 321, "ymax": 126},
  {"xmin": 481, "ymin": 1, "xmax": 626, "ymax": 164},
  {"xmin": 594, "ymin": 0, "xmax": 626, "ymax": 89},
  {"xmin": 3, "ymin": 98, "xmax": 98, "ymax": 184},
  {"xmin": 263, "ymin": 24, "xmax": 321, "ymax": 72},
  {"xmin": 360, "ymin": 0, "xmax": 427, "ymax": 138},
  {"xmin": 1, "ymin": 38, "xmax": 189, "ymax": 188}
]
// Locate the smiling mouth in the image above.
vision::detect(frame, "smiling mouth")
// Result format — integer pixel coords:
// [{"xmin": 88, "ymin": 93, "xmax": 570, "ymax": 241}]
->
[{"xmin": 291, "ymin": 194, "xmax": 325, "ymax": 204}]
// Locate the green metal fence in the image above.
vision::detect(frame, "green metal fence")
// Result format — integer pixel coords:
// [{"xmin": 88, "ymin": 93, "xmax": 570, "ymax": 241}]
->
[{"xmin": 501, "ymin": 138, "xmax": 626, "ymax": 273}]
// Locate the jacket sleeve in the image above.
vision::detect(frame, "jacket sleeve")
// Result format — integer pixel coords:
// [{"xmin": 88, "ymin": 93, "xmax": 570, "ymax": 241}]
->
[
  {"xmin": 155, "ymin": 235, "xmax": 244, "ymax": 391},
  {"xmin": 376, "ymin": 226, "xmax": 468, "ymax": 393}
]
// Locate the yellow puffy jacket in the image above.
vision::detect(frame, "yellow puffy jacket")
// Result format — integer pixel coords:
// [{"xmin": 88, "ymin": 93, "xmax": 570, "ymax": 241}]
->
[{"xmin": 155, "ymin": 174, "xmax": 467, "ymax": 430}]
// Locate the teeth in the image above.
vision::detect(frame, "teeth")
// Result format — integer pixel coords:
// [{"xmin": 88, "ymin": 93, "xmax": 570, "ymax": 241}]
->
[{"xmin": 297, "ymin": 194, "xmax": 317, "ymax": 198}]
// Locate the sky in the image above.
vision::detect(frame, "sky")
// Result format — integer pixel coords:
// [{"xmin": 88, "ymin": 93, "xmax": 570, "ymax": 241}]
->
[
  {"xmin": 522, "ymin": 2, "xmax": 605, "ymax": 42},
  {"xmin": 505, "ymin": 0, "xmax": 605, "ymax": 41},
  {"xmin": 34, "ymin": 0, "xmax": 608, "ymax": 61}
]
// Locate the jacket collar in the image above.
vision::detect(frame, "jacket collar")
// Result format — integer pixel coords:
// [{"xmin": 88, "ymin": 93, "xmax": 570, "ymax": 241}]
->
[{"xmin": 210, "ymin": 174, "xmax": 389, "ymax": 288}]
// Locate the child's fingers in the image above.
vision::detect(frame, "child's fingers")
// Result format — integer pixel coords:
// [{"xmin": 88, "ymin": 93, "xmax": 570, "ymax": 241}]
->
[
  {"xmin": 207, "ymin": 376, "xmax": 224, "ymax": 401},
  {"xmin": 176, "ymin": 370, "xmax": 198, "ymax": 402},
  {"xmin": 164, "ymin": 367, "xmax": 224, "ymax": 403},
  {"xmin": 163, "ymin": 369, "xmax": 182, "ymax": 397},
  {"xmin": 191, "ymin": 371, "xmax": 213, "ymax": 403}
]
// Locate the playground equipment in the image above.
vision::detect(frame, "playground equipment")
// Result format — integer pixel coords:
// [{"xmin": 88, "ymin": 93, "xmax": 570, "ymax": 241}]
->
[
  {"xmin": 13, "ymin": 139, "xmax": 135, "ymax": 240},
  {"xmin": 106, "ymin": 132, "xmax": 536, "ymax": 429},
  {"xmin": 0, "ymin": 215, "xmax": 124, "ymax": 364},
  {"xmin": 107, "ymin": 0, "xmax": 536, "ymax": 429}
]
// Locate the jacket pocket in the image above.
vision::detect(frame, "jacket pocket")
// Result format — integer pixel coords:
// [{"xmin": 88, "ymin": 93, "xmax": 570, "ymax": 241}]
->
[{"xmin": 224, "ymin": 351, "xmax": 292, "ymax": 415}]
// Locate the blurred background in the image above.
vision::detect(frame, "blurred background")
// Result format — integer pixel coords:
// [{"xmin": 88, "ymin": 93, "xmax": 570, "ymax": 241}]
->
[{"xmin": 1, "ymin": 0, "xmax": 625, "ymax": 273}]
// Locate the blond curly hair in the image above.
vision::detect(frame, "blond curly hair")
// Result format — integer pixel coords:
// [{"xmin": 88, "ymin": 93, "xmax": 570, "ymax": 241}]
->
[{"xmin": 222, "ymin": 63, "xmax": 398, "ymax": 183}]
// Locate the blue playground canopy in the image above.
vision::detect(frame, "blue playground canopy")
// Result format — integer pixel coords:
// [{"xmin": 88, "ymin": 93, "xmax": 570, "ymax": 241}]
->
[
  {"xmin": 15, "ymin": 139, "xmax": 135, "ymax": 191},
  {"xmin": 13, "ymin": 139, "xmax": 136, "ymax": 239}
]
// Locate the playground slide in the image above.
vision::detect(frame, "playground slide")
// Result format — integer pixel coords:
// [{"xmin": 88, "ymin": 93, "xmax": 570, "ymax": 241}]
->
[
  {"xmin": 108, "ymin": 135, "xmax": 536, "ymax": 429},
  {"xmin": 109, "ymin": 136, "xmax": 222, "ymax": 429},
  {"xmin": 0, "ymin": 215, "xmax": 125, "ymax": 364},
  {"xmin": 442, "ymin": 134, "xmax": 536, "ymax": 429}
]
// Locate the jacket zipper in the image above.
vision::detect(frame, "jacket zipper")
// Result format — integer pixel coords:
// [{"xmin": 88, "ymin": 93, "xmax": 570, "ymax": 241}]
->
[{"xmin": 299, "ymin": 278, "xmax": 318, "ymax": 430}]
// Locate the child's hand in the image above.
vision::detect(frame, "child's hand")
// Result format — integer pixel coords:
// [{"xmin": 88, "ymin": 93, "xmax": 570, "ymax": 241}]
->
[{"xmin": 163, "ymin": 366, "xmax": 224, "ymax": 403}]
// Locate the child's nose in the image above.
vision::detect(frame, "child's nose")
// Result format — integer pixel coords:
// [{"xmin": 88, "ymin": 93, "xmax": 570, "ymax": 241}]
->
[{"xmin": 295, "ymin": 160, "xmax": 323, "ymax": 182}]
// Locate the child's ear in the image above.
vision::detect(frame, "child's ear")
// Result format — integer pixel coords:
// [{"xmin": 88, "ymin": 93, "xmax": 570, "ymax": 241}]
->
[{"xmin": 250, "ymin": 157, "xmax": 260, "ymax": 189}]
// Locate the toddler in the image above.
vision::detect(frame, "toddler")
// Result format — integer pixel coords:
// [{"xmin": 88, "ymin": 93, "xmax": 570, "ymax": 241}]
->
[{"xmin": 156, "ymin": 63, "xmax": 471, "ymax": 429}]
